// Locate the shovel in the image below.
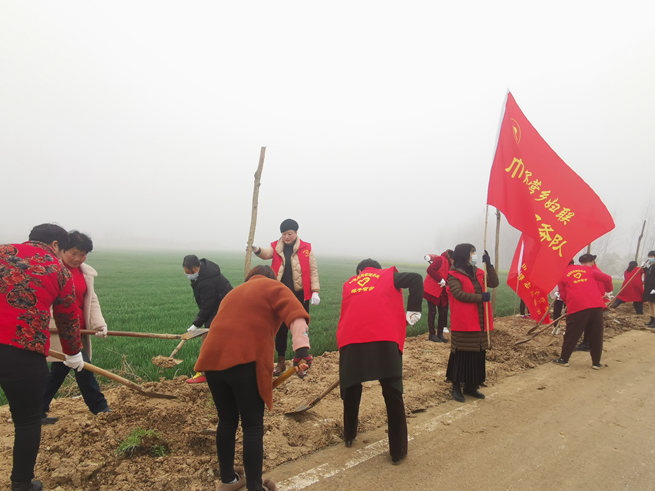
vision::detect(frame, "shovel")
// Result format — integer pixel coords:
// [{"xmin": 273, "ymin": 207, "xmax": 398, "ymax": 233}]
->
[
  {"xmin": 49, "ymin": 328, "xmax": 190, "ymax": 340},
  {"xmin": 48, "ymin": 349, "xmax": 177, "ymax": 399},
  {"xmin": 151, "ymin": 328, "xmax": 209, "ymax": 368},
  {"xmin": 286, "ymin": 379, "xmax": 340, "ymax": 414}
]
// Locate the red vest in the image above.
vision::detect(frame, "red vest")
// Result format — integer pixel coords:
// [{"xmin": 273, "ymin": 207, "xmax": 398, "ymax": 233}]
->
[
  {"xmin": 617, "ymin": 268, "xmax": 644, "ymax": 302},
  {"xmin": 270, "ymin": 240, "xmax": 313, "ymax": 301},
  {"xmin": 447, "ymin": 268, "xmax": 493, "ymax": 332},
  {"xmin": 424, "ymin": 253, "xmax": 450, "ymax": 299},
  {"xmin": 337, "ymin": 267, "xmax": 407, "ymax": 352}
]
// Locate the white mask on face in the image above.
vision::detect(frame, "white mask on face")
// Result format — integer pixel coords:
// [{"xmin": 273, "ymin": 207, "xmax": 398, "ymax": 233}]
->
[
  {"xmin": 186, "ymin": 272, "xmax": 199, "ymax": 280},
  {"xmin": 471, "ymin": 254, "xmax": 478, "ymax": 265}
]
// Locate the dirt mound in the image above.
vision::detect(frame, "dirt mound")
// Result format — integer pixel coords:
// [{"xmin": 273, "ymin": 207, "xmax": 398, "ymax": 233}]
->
[{"xmin": 0, "ymin": 308, "xmax": 650, "ymax": 490}]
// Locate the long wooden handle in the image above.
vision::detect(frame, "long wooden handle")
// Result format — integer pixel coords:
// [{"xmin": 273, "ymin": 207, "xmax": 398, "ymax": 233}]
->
[
  {"xmin": 244, "ymin": 146, "xmax": 266, "ymax": 279},
  {"xmin": 272, "ymin": 365, "xmax": 297, "ymax": 389},
  {"xmin": 169, "ymin": 339, "xmax": 187, "ymax": 357},
  {"xmin": 308, "ymin": 379, "xmax": 340, "ymax": 408},
  {"xmin": 49, "ymin": 328, "xmax": 182, "ymax": 340},
  {"xmin": 48, "ymin": 349, "xmax": 176, "ymax": 399}
]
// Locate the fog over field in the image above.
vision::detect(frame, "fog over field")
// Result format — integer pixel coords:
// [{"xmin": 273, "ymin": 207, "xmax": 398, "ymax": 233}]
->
[{"xmin": 1, "ymin": 1, "xmax": 654, "ymax": 274}]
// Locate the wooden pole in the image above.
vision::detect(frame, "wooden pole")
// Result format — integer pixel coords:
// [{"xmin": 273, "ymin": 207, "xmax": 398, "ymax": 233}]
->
[
  {"xmin": 635, "ymin": 219, "xmax": 646, "ymax": 262},
  {"xmin": 482, "ymin": 205, "xmax": 491, "ymax": 348},
  {"xmin": 586, "ymin": 243, "xmax": 591, "ymax": 254},
  {"xmin": 244, "ymin": 146, "xmax": 266, "ymax": 279},
  {"xmin": 491, "ymin": 208, "xmax": 501, "ymax": 313}
]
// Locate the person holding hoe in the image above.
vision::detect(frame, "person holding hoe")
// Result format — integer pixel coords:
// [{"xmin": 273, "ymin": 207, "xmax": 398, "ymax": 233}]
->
[
  {"xmin": 252, "ymin": 218, "xmax": 320, "ymax": 376},
  {"xmin": 446, "ymin": 244, "xmax": 498, "ymax": 402},
  {"xmin": 552, "ymin": 253, "xmax": 614, "ymax": 369},
  {"xmin": 195, "ymin": 265, "xmax": 312, "ymax": 491},
  {"xmin": 42, "ymin": 231, "xmax": 111, "ymax": 423},
  {"xmin": 182, "ymin": 254, "xmax": 233, "ymax": 384},
  {"xmin": 0, "ymin": 224, "xmax": 84, "ymax": 491},
  {"xmin": 336, "ymin": 258, "xmax": 423, "ymax": 465}
]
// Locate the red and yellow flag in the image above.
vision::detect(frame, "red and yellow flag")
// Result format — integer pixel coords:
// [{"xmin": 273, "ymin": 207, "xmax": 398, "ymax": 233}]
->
[{"xmin": 488, "ymin": 93, "xmax": 615, "ymax": 309}]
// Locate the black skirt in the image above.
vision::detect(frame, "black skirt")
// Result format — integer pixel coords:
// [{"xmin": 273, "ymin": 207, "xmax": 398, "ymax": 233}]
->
[
  {"xmin": 339, "ymin": 341, "xmax": 403, "ymax": 397},
  {"xmin": 446, "ymin": 350, "xmax": 486, "ymax": 386}
]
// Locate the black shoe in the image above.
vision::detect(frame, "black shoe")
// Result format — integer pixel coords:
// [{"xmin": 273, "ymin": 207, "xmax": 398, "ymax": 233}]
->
[
  {"xmin": 647, "ymin": 317, "xmax": 655, "ymax": 328},
  {"xmin": 428, "ymin": 334, "xmax": 440, "ymax": 342},
  {"xmin": 451, "ymin": 383, "xmax": 465, "ymax": 403},
  {"xmin": 591, "ymin": 363, "xmax": 603, "ymax": 370},
  {"xmin": 11, "ymin": 480, "xmax": 43, "ymax": 491},
  {"xmin": 391, "ymin": 454, "xmax": 406, "ymax": 465},
  {"xmin": 41, "ymin": 416, "xmax": 58, "ymax": 425},
  {"xmin": 436, "ymin": 334, "xmax": 448, "ymax": 343},
  {"xmin": 573, "ymin": 343, "xmax": 590, "ymax": 352},
  {"xmin": 463, "ymin": 386, "xmax": 486, "ymax": 399},
  {"xmin": 552, "ymin": 358, "xmax": 569, "ymax": 367},
  {"xmin": 345, "ymin": 439, "xmax": 354, "ymax": 448},
  {"xmin": 96, "ymin": 407, "xmax": 112, "ymax": 414}
]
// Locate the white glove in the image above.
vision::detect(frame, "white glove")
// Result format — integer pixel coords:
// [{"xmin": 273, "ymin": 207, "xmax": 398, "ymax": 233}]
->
[
  {"xmin": 439, "ymin": 279, "xmax": 446, "ymax": 287},
  {"xmin": 187, "ymin": 324, "xmax": 199, "ymax": 332},
  {"xmin": 555, "ymin": 292, "xmax": 561, "ymax": 300},
  {"xmin": 95, "ymin": 325, "xmax": 108, "ymax": 338},
  {"xmin": 651, "ymin": 289, "xmax": 655, "ymax": 295},
  {"xmin": 251, "ymin": 245, "xmax": 261, "ymax": 255},
  {"xmin": 64, "ymin": 352, "xmax": 85, "ymax": 372},
  {"xmin": 424, "ymin": 255, "xmax": 431, "ymax": 263},
  {"xmin": 311, "ymin": 292, "xmax": 320, "ymax": 305},
  {"xmin": 406, "ymin": 311, "xmax": 421, "ymax": 325},
  {"xmin": 604, "ymin": 292, "xmax": 614, "ymax": 300}
]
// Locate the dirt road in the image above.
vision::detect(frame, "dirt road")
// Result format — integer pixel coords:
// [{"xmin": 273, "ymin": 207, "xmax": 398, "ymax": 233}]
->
[{"xmin": 271, "ymin": 329, "xmax": 655, "ymax": 490}]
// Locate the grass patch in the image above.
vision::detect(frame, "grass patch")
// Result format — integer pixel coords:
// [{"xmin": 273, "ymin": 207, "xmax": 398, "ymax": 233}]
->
[{"xmin": 117, "ymin": 428, "xmax": 169, "ymax": 457}]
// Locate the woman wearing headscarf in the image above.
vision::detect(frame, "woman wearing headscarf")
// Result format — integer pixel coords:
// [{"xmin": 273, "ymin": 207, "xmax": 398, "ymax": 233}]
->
[
  {"xmin": 252, "ymin": 218, "xmax": 320, "ymax": 375},
  {"xmin": 446, "ymin": 243, "xmax": 498, "ymax": 402}
]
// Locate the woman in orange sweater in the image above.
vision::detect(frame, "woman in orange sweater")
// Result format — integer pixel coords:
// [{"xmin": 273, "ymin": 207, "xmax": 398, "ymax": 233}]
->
[{"xmin": 195, "ymin": 265, "xmax": 312, "ymax": 491}]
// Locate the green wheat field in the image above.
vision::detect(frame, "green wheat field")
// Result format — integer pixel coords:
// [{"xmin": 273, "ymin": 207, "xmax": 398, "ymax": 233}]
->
[{"xmin": 1, "ymin": 251, "xmax": 523, "ymax": 405}]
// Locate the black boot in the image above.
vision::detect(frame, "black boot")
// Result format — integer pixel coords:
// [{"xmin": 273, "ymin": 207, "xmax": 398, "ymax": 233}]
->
[
  {"xmin": 11, "ymin": 481, "xmax": 43, "ymax": 491},
  {"xmin": 463, "ymin": 384, "xmax": 485, "ymax": 399},
  {"xmin": 451, "ymin": 382, "xmax": 465, "ymax": 403}
]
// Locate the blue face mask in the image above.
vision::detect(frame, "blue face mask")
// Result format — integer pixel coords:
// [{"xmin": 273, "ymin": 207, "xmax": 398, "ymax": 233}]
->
[
  {"xmin": 648, "ymin": 257, "xmax": 655, "ymax": 264},
  {"xmin": 186, "ymin": 272, "xmax": 199, "ymax": 280}
]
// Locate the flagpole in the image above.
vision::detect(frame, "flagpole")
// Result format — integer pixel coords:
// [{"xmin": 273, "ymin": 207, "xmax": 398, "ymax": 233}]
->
[
  {"xmin": 491, "ymin": 208, "xmax": 501, "ymax": 313},
  {"xmin": 483, "ymin": 204, "xmax": 491, "ymax": 348}
]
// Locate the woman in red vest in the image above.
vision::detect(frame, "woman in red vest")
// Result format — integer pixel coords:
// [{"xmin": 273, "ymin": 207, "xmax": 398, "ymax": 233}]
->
[
  {"xmin": 253, "ymin": 219, "xmax": 320, "ymax": 375},
  {"xmin": 446, "ymin": 243, "xmax": 498, "ymax": 402},
  {"xmin": 423, "ymin": 250, "xmax": 453, "ymax": 342},
  {"xmin": 613, "ymin": 261, "xmax": 644, "ymax": 315},
  {"xmin": 337, "ymin": 258, "xmax": 423, "ymax": 465}
]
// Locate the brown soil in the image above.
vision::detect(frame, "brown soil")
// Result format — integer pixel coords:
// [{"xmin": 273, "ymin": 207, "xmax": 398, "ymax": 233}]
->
[{"xmin": 0, "ymin": 306, "xmax": 648, "ymax": 490}]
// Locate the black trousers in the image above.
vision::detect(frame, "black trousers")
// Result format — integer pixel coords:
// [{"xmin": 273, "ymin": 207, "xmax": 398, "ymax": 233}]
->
[
  {"xmin": 342, "ymin": 377, "xmax": 407, "ymax": 460},
  {"xmin": 612, "ymin": 298, "xmax": 644, "ymax": 315},
  {"xmin": 275, "ymin": 290, "xmax": 309, "ymax": 358},
  {"xmin": 206, "ymin": 363, "xmax": 265, "ymax": 491},
  {"xmin": 43, "ymin": 350, "xmax": 108, "ymax": 415},
  {"xmin": 0, "ymin": 344, "xmax": 48, "ymax": 483},
  {"xmin": 427, "ymin": 302, "xmax": 449, "ymax": 336},
  {"xmin": 553, "ymin": 299, "xmax": 565, "ymax": 327},
  {"xmin": 560, "ymin": 308, "xmax": 604, "ymax": 364}
]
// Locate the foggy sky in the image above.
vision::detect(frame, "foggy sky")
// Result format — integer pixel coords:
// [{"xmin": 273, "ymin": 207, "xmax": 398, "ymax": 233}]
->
[{"xmin": 1, "ymin": 1, "xmax": 654, "ymax": 273}]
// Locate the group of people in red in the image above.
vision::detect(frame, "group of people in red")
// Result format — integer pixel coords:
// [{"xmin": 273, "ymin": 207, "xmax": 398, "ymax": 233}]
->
[{"xmin": 4, "ymin": 218, "xmax": 654, "ymax": 491}]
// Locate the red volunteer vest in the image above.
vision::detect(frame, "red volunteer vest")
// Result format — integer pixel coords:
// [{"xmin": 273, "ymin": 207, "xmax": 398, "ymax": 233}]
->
[
  {"xmin": 447, "ymin": 268, "xmax": 493, "ymax": 332},
  {"xmin": 424, "ymin": 254, "xmax": 450, "ymax": 299},
  {"xmin": 270, "ymin": 239, "xmax": 313, "ymax": 301},
  {"xmin": 617, "ymin": 268, "xmax": 644, "ymax": 302},
  {"xmin": 337, "ymin": 267, "xmax": 407, "ymax": 352}
]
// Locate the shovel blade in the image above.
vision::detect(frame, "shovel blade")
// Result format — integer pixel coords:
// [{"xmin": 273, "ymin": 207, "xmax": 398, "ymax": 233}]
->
[{"xmin": 151, "ymin": 355, "xmax": 183, "ymax": 368}]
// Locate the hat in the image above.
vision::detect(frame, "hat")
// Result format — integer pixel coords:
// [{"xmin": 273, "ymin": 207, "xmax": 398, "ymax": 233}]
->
[
  {"xmin": 578, "ymin": 253, "xmax": 597, "ymax": 264},
  {"xmin": 280, "ymin": 218, "xmax": 299, "ymax": 233}
]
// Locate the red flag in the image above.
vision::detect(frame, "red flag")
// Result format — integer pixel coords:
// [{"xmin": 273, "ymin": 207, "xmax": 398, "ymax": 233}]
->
[
  {"xmin": 507, "ymin": 234, "xmax": 551, "ymax": 322},
  {"xmin": 487, "ymin": 92, "xmax": 615, "ymax": 263}
]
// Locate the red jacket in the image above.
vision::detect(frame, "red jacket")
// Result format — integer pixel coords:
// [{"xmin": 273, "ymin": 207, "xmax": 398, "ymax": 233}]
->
[
  {"xmin": 0, "ymin": 242, "xmax": 82, "ymax": 356},
  {"xmin": 447, "ymin": 268, "xmax": 493, "ymax": 332},
  {"xmin": 271, "ymin": 240, "xmax": 313, "ymax": 301},
  {"xmin": 337, "ymin": 267, "xmax": 407, "ymax": 352},
  {"xmin": 557, "ymin": 264, "xmax": 613, "ymax": 315},
  {"xmin": 617, "ymin": 267, "xmax": 644, "ymax": 302},
  {"xmin": 424, "ymin": 252, "xmax": 450, "ymax": 301}
]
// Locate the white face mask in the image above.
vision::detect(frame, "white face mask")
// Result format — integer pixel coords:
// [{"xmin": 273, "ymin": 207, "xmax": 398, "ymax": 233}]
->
[
  {"xmin": 186, "ymin": 272, "xmax": 199, "ymax": 280},
  {"xmin": 470, "ymin": 254, "xmax": 478, "ymax": 265}
]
